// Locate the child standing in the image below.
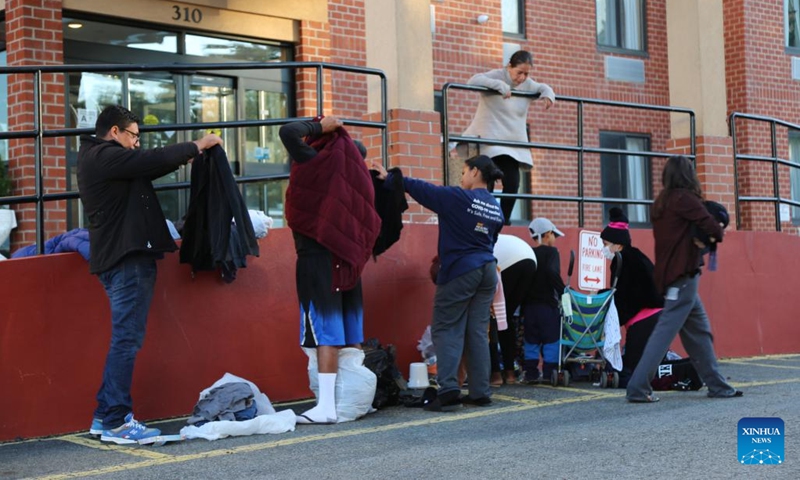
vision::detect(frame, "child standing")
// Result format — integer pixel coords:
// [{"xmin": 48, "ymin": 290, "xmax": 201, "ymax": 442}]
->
[{"xmin": 522, "ymin": 218, "xmax": 565, "ymax": 384}]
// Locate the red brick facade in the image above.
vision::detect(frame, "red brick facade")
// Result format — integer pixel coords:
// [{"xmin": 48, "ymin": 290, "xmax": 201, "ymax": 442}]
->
[
  {"xmin": 6, "ymin": 0, "xmax": 66, "ymax": 248},
  {"xmin": 725, "ymin": 0, "xmax": 800, "ymax": 233},
  {"xmin": 4, "ymin": 0, "xmax": 800, "ymax": 252}
]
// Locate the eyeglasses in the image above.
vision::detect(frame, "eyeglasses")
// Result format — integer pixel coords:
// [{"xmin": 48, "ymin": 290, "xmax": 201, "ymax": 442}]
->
[{"xmin": 122, "ymin": 128, "xmax": 140, "ymax": 141}]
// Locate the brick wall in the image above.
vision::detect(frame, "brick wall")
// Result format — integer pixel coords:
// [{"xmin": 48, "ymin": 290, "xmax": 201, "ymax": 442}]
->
[
  {"xmin": 6, "ymin": 0, "xmax": 66, "ymax": 251},
  {"xmin": 428, "ymin": 0, "xmax": 671, "ymax": 230},
  {"xmin": 724, "ymin": 0, "xmax": 800, "ymax": 234}
]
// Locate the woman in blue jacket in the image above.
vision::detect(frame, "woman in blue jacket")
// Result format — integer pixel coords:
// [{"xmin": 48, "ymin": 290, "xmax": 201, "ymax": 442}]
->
[{"xmin": 374, "ymin": 155, "xmax": 505, "ymax": 411}]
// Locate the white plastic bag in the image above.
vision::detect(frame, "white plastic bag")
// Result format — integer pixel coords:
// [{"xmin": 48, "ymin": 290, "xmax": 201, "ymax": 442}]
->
[
  {"xmin": 303, "ymin": 347, "xmax": 377, "ymax": 423},
  {"xmin": 417, "ymin": 326, "xmax": 435, "ymax": 360},
  {"xmin": 180, "ymin": 409, "xmax": 296, "ymax": 441},
  {"xmin": 248, "ymin": 209, "xmax": 273, "ymax": 239}
]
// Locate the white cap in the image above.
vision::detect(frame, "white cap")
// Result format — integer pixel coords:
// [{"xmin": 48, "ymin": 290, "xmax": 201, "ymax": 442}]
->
[{"xmin": 528, "ymin": 217, "xmax": 564, "ymax": 240}]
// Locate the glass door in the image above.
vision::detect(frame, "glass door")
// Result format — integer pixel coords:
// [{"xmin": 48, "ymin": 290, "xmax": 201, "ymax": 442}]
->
[
  {"xmin": 129, "ymin": 73, "xmax": 180, "ymax": 222},
  {"xmin": 241, "ymin": 80, "xmax": 290, "ymax": 226}
]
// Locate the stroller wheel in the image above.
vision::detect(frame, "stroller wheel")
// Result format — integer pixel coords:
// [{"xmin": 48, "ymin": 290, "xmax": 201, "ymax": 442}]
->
[
  {"xmin": 600, "ymin": 372, "xmax": 608, "ymax": 388},
  {"xmin": 550, "ymin": 369, "xmax": 559, "ymax": 387},
  {"xmin": 562, "ymin": 370, "xmax": 571, "ymax": 387},
  {"xmin": 611, "ymin": 371, "xmax": 620, "ymax": 389}
]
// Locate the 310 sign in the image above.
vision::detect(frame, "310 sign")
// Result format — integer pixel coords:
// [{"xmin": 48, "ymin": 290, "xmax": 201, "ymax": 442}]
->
[{"xmin": 172, "ymin": 5, "xmax": 203, "ymax": 24}]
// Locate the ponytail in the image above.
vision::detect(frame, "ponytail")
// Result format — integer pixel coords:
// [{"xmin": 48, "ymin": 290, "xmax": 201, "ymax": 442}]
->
[{"xmin": 465, "ymin": 155, "xmax": 504, "ymax": 185}]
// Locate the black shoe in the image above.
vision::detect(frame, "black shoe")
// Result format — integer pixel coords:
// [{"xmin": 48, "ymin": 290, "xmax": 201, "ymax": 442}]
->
[
  {"xmin": 423, "ymin": 390, "xmax": 463, "ymax": 412},
  {"xmin": 462, "ymin": 396, "xmax": 492, "ymax": 407}
]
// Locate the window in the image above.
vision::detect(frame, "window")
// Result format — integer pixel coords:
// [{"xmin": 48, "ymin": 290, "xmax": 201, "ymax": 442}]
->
[
  {"xmin": 789, "ymin": 132, "xmax": 800, "ymax": 222},
  {"xmin": 596, "ymin": 0, "xmax": 645, "ymax": 52},
  {"xmin": 787, "ymin": 0, "xmax": 800, "ymax": 49},
  {"xmin": 600, "ymin": 132, "xmax": 652, "ymax": 225},
  {"xmin": 502, "ymin": 0, "xmax": 524, "ymax": 36}
]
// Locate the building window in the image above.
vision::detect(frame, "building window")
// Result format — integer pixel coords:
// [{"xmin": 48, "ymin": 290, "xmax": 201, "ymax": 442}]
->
[
  {"xmin": 596, "ymin": 0, "xmax": 645, "ymax": 53},
  {"xmin": 502, "ymin": 0, "xmax": 524, "ymax": 37},
  {"xmin": 787, "ymin": 0, "xmax": 800, "ymax": 49},
  {"xmin": 600, "ymin": 132, "xmax": 652, "ymax": 226},
  {"xmin": 789, "ymin": 133, "xmax": 800, "ymax": 222}
]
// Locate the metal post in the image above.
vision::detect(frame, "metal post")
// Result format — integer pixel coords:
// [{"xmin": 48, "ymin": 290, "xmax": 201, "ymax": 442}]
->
[
  {"xmin": 316, "ymin": 65, "xmax": 324, "ymax": 116},
  {"xmin": 771, "ymin": 121, "xmax": 781, "ymax": 231},
  {"xmin": 441, "ymin": 84, "xmax": 450, "ymax": 186},
  {"xmin": 730, "ymin": 114, "xmax": 742, "ymax": 230},
  {"xmin": 577, "ymin": 101, "xmax": 584, "ymax": 227},
  {"xmin": 381, "ymin": 74, "xmax": 388, "ymax": 167},
  {"xmin": 34, "ymin": 71, "xmax": 44, "ymax": 254}
]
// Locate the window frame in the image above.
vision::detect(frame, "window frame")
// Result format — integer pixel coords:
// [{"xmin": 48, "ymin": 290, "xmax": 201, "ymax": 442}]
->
[
  {"xmin": 502, "ymin": 0, "xmax": 526, "ymax": 39},
  {"xmin": 786, "ymin": 0, "xmax": 800, "ymax": 53},
  {"xmin": 596, "ymin": 0, "xmax": 648, "ymax": 57},
  {"xmin": 787, "ymin": 131, "xmax": 800, "ymax": 224},
  {"xmin": 599, "ymin": 131, "xmax": 653, "ymax": 227}
]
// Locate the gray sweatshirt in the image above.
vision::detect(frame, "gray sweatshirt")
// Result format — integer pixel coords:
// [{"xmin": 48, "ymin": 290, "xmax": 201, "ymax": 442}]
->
[{"xmin": 462, "ymin": 68, "xmax": 555, "ymax": 166}]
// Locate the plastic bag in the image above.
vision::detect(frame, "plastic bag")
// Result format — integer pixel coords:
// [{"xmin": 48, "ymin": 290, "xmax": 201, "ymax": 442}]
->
[
  {"xmin": 303, "ymin": 347, "xmax": 377, "ymax": 423},
  {"xmin": 194, "ymin": 372, "xmax": 276, "ymax": 416},
  {"xmin": 180, "ymin": 409, "xmax": 296, "ymax": 441},
  {"xmin": 248, "ymin": 209, "xmax": 273, "ymax": 239},
  {"xmin": 417, "ymin": 326, "xmax": 435, "ymax": 361}
]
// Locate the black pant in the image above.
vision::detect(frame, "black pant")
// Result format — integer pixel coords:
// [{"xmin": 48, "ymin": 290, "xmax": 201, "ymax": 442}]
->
[
  {"xmin": 490, "ymin": 259, "xmax": 537, "ymax": 372},
  {"xmin": 488, "ymin": 155, "xmax": 521, "ymax": 224},
  {"xmin": 622, "ymin": 311, "xmax": 660, "ymax": 373}
]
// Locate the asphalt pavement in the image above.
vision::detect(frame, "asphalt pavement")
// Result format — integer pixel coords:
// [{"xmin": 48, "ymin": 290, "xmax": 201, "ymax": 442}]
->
[{"xmin": 1, "ymin": 355, "xmax": 799, "ymax": 480}]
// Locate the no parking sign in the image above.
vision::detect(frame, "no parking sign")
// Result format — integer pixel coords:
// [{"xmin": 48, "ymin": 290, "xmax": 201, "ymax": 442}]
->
[{"xmin": 578, "ymin": 230, "xmax": 607, "ymax": 291}]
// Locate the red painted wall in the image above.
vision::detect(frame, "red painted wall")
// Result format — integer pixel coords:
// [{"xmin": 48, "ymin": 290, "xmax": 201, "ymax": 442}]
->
[{"xmin": 1, "ymin": 224, "xmax": 799, "ymax": 441}]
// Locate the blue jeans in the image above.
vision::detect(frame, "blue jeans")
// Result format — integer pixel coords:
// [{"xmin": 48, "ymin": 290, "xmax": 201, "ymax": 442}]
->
[{"xmin": 94, "ymin": 254, "xmax": 157, "ymax": 429}]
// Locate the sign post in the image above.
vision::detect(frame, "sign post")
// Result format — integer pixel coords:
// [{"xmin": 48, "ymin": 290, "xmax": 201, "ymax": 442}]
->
[{"xmin": 578, "ymin": 230, "xmax": 607, "ymax": 291}]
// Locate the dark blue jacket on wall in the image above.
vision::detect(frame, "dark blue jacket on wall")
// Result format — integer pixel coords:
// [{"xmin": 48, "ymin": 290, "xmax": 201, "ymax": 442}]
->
[{"xmin": 179, "ymin": 145, "xmax": 259, "ymax": 281}]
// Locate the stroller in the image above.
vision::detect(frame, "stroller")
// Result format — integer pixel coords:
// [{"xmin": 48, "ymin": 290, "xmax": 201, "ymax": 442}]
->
[{"xmin": 551, "ymin": 250, "xmax": 620, "ymax": 388}]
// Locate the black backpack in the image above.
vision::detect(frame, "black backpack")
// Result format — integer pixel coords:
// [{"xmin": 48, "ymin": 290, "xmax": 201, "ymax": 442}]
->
[
  {"xmin": 650, "ymin": 358, "xmax": 703, "ymax": 391},
  {"xmin": 363, "ymin": 338, "xmax": 407, "ymax": 409}
]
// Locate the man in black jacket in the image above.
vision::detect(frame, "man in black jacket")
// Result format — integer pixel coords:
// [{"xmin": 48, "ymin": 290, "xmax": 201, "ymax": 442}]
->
[{"xmin": 78, "ymin": 105, "xmax": 221, "ymax": 444}]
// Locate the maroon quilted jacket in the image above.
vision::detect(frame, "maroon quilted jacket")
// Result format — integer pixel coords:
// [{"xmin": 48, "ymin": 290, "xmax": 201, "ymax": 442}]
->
[{"xmin": 285, "ymin": 128, "xmax": 381, "ymax": 291}]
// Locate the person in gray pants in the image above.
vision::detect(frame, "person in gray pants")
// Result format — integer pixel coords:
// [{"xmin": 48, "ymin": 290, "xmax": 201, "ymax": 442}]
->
[
  {"xmin": 373, "ymin": 155, "xmax": 505, "ymax": 410},
  {"xmin": 626, "ymin": 156, "xmax": 742, "ymax": 403}
]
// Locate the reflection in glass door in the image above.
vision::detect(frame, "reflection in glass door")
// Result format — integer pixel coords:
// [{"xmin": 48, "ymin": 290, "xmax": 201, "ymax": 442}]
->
[
  {"xmin": 242, "ymin": 88, "xmax": 289, "ymax": 226},
  {"xmin": 189, "ymin": 75, "xmax": 236, "ymax": 166},
  {"xmin": 129, "ymin": 74, "xmax": 180, "ymax": 222}
]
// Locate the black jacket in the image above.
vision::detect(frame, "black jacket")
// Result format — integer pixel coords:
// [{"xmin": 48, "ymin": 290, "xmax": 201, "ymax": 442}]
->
[
  {"xmin": 610, "ymin": 246, "xmax": 664, "ymax": 326},
  {"xmin": 529, "ymin": 244, "xmax": 566, "ymax": 308},
  {"xmin": 371, "ymin": 168, "xmax": 408, "ymax": 257},
  {"xmin": 180, "ymin": 145, "xmax": 259, "ymax": 279},
  {"xmin": 77, "ymin": 135, "xmax": 198, "ymax": 274}
]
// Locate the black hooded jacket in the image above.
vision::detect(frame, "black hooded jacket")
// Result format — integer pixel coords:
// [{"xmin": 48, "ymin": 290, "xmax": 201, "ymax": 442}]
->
[{"xmin": 180, "ymin": 145, "xmax": 259, "ymax": 279}]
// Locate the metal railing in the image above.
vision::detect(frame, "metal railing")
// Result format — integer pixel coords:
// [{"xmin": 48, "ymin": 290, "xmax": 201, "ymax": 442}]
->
[
  {"xmin": 441, "ymin": 83, "xmax": 696, "ymax": 227},
  {"xmin": 0, "ymin": 61, "xmax": 388, "ymax": 253},
  {"xmin": 729, "ymin": 112, "xmax": 800, "ymax": 231}
]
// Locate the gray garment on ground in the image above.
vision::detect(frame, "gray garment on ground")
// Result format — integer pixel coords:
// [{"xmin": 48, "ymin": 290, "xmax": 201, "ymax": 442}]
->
[
  {"xmin": 626, "ymin": 275, "xmax": 736, "ymax": 401},
  {"xmin": 187, "ymin": 382, "xmax": 254, "ymax": 425},
  {"xmin": 432, "ymin": 261, "xmax": 497, "ymax": 399}
]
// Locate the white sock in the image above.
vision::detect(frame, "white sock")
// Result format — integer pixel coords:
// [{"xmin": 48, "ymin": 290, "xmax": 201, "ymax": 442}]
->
[
  {"xmin": 317, "ymin": 373, "xmax": 337, "ymax": 415},
  {"xmin": 297, "ymin": 373, "xmax": 337, "ymax": 424}
]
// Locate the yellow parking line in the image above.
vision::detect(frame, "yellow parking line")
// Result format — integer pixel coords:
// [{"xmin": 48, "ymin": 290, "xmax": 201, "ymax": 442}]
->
[
  {"xmin": 58, "ymin": 435, "xmax": 174, "ymax": 460},
  {"xmin": 30, "ymin": 393, "xmax": 609, "ymax": 480},
  {"xmin": 723, "ymin": 360, "xmax": 800, "ymax": 370}
]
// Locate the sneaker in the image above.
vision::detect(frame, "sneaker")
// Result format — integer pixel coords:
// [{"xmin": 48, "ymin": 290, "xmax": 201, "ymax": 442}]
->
[
  {"xmin": 100, "ymin": 413, "xmax": 161, "ymax": 445},
  {"xmin": 89, "ymin": 418, "xmax": 103, "ymax": 436}
]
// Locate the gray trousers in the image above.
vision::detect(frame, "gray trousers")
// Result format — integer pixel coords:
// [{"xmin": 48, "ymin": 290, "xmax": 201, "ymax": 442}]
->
[
  {"xmin": 432, "ymin": 261, "xmax": 497, "ymax": 399},
  {"xmin": 626, "ymin": 274, "xmax": 736, "ymax": 401}
]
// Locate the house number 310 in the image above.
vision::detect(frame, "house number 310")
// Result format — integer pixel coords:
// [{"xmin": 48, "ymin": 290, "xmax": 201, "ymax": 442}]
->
[{"xmin": 172, "ymin": 5, "xmax": 203, "ymax": 23}]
